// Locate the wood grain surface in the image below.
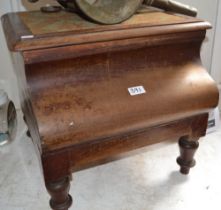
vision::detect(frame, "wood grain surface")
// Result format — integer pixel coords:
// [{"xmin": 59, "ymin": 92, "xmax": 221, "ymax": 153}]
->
[{"xmin": 1, "ymin": 10, "xmax": 219, "ymax": 210}]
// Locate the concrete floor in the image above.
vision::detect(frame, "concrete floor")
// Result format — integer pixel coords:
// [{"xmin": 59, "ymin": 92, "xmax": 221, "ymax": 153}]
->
[{"xmin": 0, "ymin": 112, "xmax": 221, "ymax": 210}]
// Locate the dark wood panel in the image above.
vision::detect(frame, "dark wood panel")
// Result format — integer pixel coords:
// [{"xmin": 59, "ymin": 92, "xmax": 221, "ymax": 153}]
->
[
  {"xmin": 23, "ymin": 30, "xmax": 206, "ymax": 64},
  {"xmin": 41, "ymin": 113, "xmax": 208, "ymax": 181},
  {"xmin": 25, "ymin": 42, "xmax": 218, "ymax": 152}
]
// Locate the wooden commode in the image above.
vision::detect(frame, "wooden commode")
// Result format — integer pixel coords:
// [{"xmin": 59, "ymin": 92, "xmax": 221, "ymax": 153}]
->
[{"xmin": 1, "ymin": 9, "xmax": 219, "ymax": 210}]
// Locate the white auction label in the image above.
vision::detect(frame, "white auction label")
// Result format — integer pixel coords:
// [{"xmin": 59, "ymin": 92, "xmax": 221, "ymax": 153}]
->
[{"xmin": 128, "ymin": 86, "xmax": 146, "ymax": 96}]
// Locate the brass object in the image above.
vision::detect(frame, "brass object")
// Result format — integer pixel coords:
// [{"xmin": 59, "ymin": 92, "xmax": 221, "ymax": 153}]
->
[
  {"xmin": 144, "ymin": 0, "xmax": 197, "ymax": 17},
  {"xmin": 74, "ymin": 0, "xmax": 143, "ymax": 24},
  {"xmin": 28, "ymin": 0, "xmax": 198, "ymax": 24}
]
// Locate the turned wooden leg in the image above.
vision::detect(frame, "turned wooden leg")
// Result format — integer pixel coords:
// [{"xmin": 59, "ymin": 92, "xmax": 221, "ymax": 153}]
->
[
  {"xmin": 177, "ymin": 136, "xmax": 199, "ymax": 175},
  {"xmin": 46, "ymin": 176, "xmax": 73, "ymax": 210}
]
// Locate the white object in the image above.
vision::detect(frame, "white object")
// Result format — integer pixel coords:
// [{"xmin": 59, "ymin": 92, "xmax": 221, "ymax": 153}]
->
[
  {"xmin": 0, "ymin": 90, "xmax": 8, "ymax": 106},
  {"xmin": 207, "ymin": 107, "xmax": 220, "ymax": 134},
  {"xmin": 128, "ymin": 86, "xmax": 146, "ymax": 96}
]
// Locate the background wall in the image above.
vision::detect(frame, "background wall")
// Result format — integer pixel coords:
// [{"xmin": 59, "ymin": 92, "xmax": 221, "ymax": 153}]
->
[
  {"xmin": 0, "ymin": 0, "xmax": 220, "ymax": 108},
  {"xmin": 0, "ymin": 1, "xmax": 20, "ymax": 107},
  {"xmin": 0, "ymin": 0, "xmax": 58, "ymax": 108},
  {"xmin": 211, "ymin": 1, "xmax": 221, "ymax": 93},
  {"xmin": 181, "ymin": 0, "xmax": 219, "ymax": 72}
]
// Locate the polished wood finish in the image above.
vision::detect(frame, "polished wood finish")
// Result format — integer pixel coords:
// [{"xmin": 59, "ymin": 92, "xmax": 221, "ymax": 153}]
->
[
  {"xmin": 2, "ymin": 10, "xmax": 210, "ymax": 51},
  {"xmin": 177, "ymin": 137, "xmax": 200, "ymax": 174},
  {"xmin": 46, "ymin": 176, "xmax": 73, "ymax": 210},
  {"xmin": 176, "ymin": 112, "xmax": 209, "ymax": 174},
  {"xmin": 2, "ymin": 10, "xmax": 219, "ymax": 209},
  {"xmin": 25, "ymin": 42, "xmax": 217, "ymax": 152}
]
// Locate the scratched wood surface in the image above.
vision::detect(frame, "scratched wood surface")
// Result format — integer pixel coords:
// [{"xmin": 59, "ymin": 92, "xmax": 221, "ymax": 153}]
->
[
  {"xmin": 26, "ymin": 43, "xmax": 218, "ymax": 152},
  {"xmin": 2, "ymin": 10, "xmax": 219, "ymax": 210},
  {"xmin": 1, "ymin": 10, "xmax": 209, "ymax": 51},
  {"xmin": 18, "ymin": 10, "xmax": 197, "ymax": 35}
]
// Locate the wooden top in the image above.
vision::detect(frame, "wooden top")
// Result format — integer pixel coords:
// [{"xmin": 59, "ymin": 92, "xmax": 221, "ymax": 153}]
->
[
  {"xmin": 18, "ymin": 10, "xmax": 193, "ymax": 35},
  {"xmin": 2, "ymin": 9, "xmax": 211, "ymax": 51}
]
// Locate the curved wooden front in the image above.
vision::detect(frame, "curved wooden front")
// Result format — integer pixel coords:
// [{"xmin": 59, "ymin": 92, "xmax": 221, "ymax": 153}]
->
[{"xmin": 25, "ymin": 42, "xmax": 218, "ymax": 152}]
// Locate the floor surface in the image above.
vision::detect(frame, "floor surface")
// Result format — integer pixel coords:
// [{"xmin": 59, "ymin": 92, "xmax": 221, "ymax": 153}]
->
[{"xmin": 0, "ymin": 112, "xmax": 221, "ymax": 210}]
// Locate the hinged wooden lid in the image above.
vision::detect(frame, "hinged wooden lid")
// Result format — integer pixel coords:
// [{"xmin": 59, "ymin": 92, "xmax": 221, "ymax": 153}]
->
[{"xmin": 2, "ymin": 9, "xmax": 211, "ymax": 51}]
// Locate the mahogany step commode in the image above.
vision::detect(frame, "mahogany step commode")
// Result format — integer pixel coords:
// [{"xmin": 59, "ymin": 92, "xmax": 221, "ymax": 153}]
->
[{"xmin": 2, "ymin": 10, "xmax": 219, "ymax": 210}]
